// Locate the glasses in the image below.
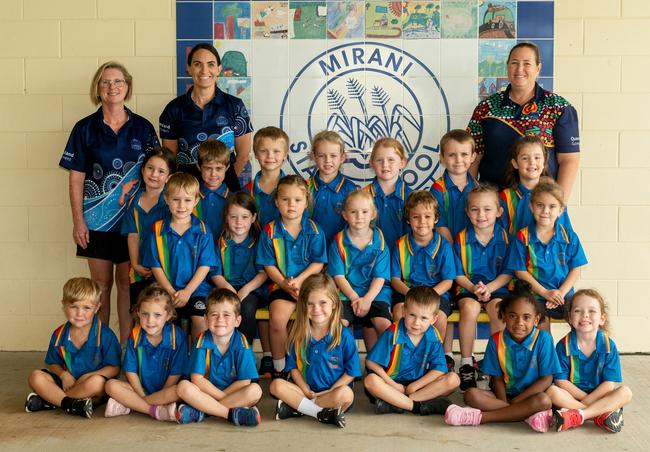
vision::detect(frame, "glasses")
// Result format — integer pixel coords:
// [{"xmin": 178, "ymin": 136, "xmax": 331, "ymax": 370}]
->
[{"xmin": 99, "ymin": 79, "xmax": 126, "ymax": 88}]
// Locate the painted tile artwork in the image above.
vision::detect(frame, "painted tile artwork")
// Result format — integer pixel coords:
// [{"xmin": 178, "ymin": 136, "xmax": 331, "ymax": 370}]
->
[
  {"xmin": 403, "ymin": 1, "xmax": 441, "ymax": 39},
  {"xmin": 214, "ymin": 2, "xmax": 251, "ymax": 39},
  {"xmin": 327, "ymin": 1, "xmax": 365, "ymax": 39},
  {"xmin": 289, "ymin": 2, "xmax": 327, "ymax": 39},
  {"xmin": 365, "ymin": 1, "xmax": 403, "ymax": 38},
  {"xmin": 479, "ymin": 0, "xmax": 516, "ymax": 39},
  {"xmin": 252, "ymin": 2, "xmax": 289, "ymax": 39},
  {"xmin": 441, "ymin": 0, "xmax": 477, "ymax": 39}
]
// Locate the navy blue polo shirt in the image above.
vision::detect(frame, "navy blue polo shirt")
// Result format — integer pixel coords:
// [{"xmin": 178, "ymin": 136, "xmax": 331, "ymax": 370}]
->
[
  {"xmin": 468, "ymin": 83, "xmax": 580, "ymax": 188},
  {"xmin": 286, "ymin": 328, "xmax": 362, "ymax": 392},
  {"xmin": 364, "ymin": 176, "xmax": 412, "ymax": 250},
  {"xmin": 122, "ymin": 322, "xmax": 188, "ymax": 395},
  {"xmin": 159, "ymin": 87, "xmax": 253, "ymax": 165},
  {"xmin": 59, "ymin": 107, "xmax": 159, "ymax": 232},
  {"xmin": 308, "ymin": 172, "xmax": 358, "ymax": 243},
  {"xmin": 430, "ymin": 170, "xmax": 477, "ymax": 238},
  {"xmin": 195, "ymin": 182, "xmax": 230, "ymax": 242}
]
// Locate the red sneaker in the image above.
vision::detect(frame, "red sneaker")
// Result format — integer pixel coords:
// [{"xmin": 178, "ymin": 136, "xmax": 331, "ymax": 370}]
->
[
  {"xmin": 553, "ymin": 408, "xmax": 584, "ymax": 432},
  {"xmin": 593, "ymin": 408, "xmax": 624, "ymax": 433}
]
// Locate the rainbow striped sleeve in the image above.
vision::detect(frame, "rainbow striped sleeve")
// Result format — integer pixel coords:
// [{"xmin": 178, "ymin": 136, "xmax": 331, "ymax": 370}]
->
[
  {"xmin": 562, "ymin": 335, "xmax": 581, "ymax": 386},
  {"xmin": 397, "ymin": 236, "xmax": 412, "ymax": 287},
  {"xmin": 335, "ymin": 231, "xmax": 350, "ymax": 276},
  {"xmin": 500, "ymin": 188, "xmax": 520, "ymax": 234},
  {"xmin": 153, "ymin": 220, "xmax": 171, "ymax": 279},
  {"xmin": 431, "ymin": 178, "xmax": 450, "ymax": 227},
  {"xmin": 457, "ymin": 229, "xmax": 472, "ymax": 277},
  {"xmin": 219, "ymin": 236, "xmax": 231, "ymax": 281},
  {"xmin": 385, "ymin": 322, "xmax": 403, "ymax": 379},
  {"xmin": 494, "ymin": 331, "xmax": 514, "ymax": 393},
  {"xmin": 516, "ymin": 227, "xmax": 538, "ymax": 279},
  {"xmin": 53, "ymin": 324, "xmax": 73, "ymax": 373}
]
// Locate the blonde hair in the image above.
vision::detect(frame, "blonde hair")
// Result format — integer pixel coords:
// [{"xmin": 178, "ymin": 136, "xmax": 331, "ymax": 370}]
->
[
  {"xmin": 567, "ymin": 289, "xmax": 610, "ymax": 334},
  {"xmin": 404, "ymin": 190, "xmax": 439, "ymax": 221},
  {"xmin": 530, "ymin": 176, "xmax": 565, "ymax": 208},
  {"xmin": 198, "ymin": 139, "xmax": 230, "ymax": 166},
  {"xmin": 343, "ymin": 188, "xmax": 376, "ymax": 213},
  {"xmin": 205, "ymin": 288, "xmax": 241, "ymax": 317},
  {"xmin": 253, "ymin": 126, "xmax": 289, "ymax": 154},
  {"xmin": 134, "ymin": 284, "xmax": 176, "ymax": 322},
  {"xmin": 165, "ymin": 172, "xmax": 200, "ymax": 198},
  {"xmin": 466, "ymin": 183, "xmax": 500, "ymax": 209},
  {"xmin": 440, "ymin": 129, "xmax": 475, "ymax": 156},
  {"xmin": 62, "ymin": 277, "xmax": 101, "ymax": 306},
  {"xmin": 288, "ymin": 274, "xmax": 343, "ymax": 355},
  {"xmin": 90, "ymin": 61, "xmax": 133, "ymax": 106},
  {"xmin": 275, "ymin": 174, "xmax": 311, "ymax": 210},
  {"xmin": 370, "ymin": 137, "xmax": 406, "ymax": 161},
  {"xmin": 311, "ymin": 130, "xmax": 345, "ymax": 157}
]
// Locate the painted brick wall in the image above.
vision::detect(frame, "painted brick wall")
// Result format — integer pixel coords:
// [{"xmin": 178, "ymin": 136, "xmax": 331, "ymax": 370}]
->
[{"xmin": 0, "ymin": 0, "xmax": 648, "ymax": 351}]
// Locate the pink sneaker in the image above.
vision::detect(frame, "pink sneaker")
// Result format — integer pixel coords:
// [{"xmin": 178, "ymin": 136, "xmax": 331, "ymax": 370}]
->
[
  {"xmin": 155, "ymin": 402, "xmax": 177, "ymax": 422},
  {"xmin": 444, "ymin": 404, "xmax": 482, "ymax": 426},
  {"xmin": 104, "ymin": 398, "xmax": 130, "ymax": 417},
  {"xmin": 525, "ymin": 409, "xmax": 553, "ymax": 433}
]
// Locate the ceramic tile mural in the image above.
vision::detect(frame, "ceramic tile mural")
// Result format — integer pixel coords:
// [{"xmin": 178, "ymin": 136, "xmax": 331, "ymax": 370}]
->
[{"xmin": 176, "ymin": 0, "xmax": 554, "ymax": 188}]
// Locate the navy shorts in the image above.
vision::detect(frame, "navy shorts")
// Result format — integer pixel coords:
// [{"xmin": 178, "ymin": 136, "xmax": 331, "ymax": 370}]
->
[
  {"xmin": 342, "ymin": 300, "xmax": 392, "ymax": 328},
  {"xmin": 535, "ymin": 297, "xmax": 568, "ymax": 320},
  {"xmin": 176, "ymin": 296, "xmax": 207, "ymax": 318},
  {"xmin": 392, "ymin": 291, "xmax": 452, "ymax": 317},
  {"xmin": 76, "ymin": 230, "xmax": 129, "ymax": 264},
  {"xmin": 268, "ymin": 289, "xmax": 296, "ymax": 304},
  {"xmin": 454, "ymin": 292, "xmax": 506, "ymax": 305}
]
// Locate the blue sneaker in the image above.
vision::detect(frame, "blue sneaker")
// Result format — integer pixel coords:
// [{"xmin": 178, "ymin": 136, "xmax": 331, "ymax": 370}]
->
[
  {"xmin": 230, "ymin": 406, "xmax": 261, "ymax": 427},
  {"xmin": 175, "ymin": 404, "xmax": 204, "ymax": 424}
]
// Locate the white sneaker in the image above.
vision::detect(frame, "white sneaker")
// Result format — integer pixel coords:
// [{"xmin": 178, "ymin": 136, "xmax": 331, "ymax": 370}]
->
[{"xmin": 104, "ymin": 397, "xmax": 130, "ymax": 417}]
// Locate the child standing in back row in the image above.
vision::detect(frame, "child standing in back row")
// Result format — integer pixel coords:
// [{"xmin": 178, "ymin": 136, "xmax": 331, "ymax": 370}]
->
[{"xmin": 307, "ymin": 130, "xmax": 358, "ymax": 243}]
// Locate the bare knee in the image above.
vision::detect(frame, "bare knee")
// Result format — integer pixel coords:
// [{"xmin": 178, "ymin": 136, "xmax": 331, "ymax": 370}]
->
[
  {"xmin": 529, "ymin": 392, "xmax": 552, "ymax": 411},
  {"xmin": 443, "ymin": 371, "xmax": 460, "ymax": 390},
  {"xmin": 247, "ymin": 383, "xmax": 263, "ymax": 402},
  {"xmin": 176, "ymin": 379, "xmax": 195, "ymax": 399},
  {"xmin": 269, "ymin": 378, "xmax": 286, "ymax": 398},
  {"xmin": 463, "ymin": 387, "xmax": 481, "ymax": 406},
  {"xmin": 28, "ymin": 369, "xmax": 49, "ymax": 388},
  {"xmin": 364, "ymin": 374, "xmax": 380, "ymax": 392},
  {"xmin": 618, "ymin": 385, "xmax": 633, "ymax": 404},
  {"xmin": 334, "ymin": 386, "xmax": 354, "ymax": 406},
  {"xmin": 86, "ymin": 374, "xmax": 108, "ymax": 394}
]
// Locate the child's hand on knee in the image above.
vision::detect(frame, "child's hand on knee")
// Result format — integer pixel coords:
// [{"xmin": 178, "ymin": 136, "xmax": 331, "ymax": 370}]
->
[{"xmin": 61, "ymin": 371, "xmax": 76, "ymax": 391}]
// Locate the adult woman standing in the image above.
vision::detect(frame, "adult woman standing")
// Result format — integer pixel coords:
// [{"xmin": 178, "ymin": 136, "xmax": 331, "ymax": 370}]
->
[
  {"xmin": 467, "ymin": 42, "xmax": 580, "ymax": 197},
  {"xmin": 59, "ymin": 62, "xmax": 159, "ymax": 343},
  {"xmin": 159, "ymin": 43, "xmax": 253, "ymax": 190}
]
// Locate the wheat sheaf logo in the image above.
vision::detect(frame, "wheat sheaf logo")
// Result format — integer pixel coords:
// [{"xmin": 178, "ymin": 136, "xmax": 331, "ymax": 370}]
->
[{"xmin": 280, "ymin": 41, "xmax": 450, "ymax": 189}]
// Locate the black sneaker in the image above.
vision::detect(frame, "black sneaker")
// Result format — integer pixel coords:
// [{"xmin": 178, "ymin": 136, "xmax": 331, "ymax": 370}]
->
[
  {"xmin": 258, "ymin": 356, "xmax": 273, "ymax": 379},
  {"xmin": 459, "ymin": 364, "xmax": 477, "ymax": 392},
  {"xmin": 474, "ymin": 357, "xmax": 487, "ymax": 381},
  {"xmin": 271, "ymin": 369, "xmax": 289, "ymax": 381},
  {"xmin": 375, "ymin": 399, "xmax": 404, "ymax": 415},
  {"xmin": 275, "ymin": 400, "xmax": 303, "ymax": 420},
  {"xmin": 419, "ymin": 397, "xmax": 452, "ymax": 416},
  {"xmin": 317, "ymin": 407, "xmax": 346, "ymax": 428},
  {"xmin": 445, "ymin": 354, "xmax": 455, "ymax": 373},
  {"xmin": 25, "ymin": 393, "xmax": 55, "ymax": 413},
  {"xmin": 65, "ymin": 398, "xmax": 93, "ymax": 419}
]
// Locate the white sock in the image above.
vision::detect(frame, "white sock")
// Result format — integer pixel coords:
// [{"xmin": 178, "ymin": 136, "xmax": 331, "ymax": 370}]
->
[
  {"xmin": 445, "ymin": 352, "xmax": 453, "ymax": 359},
  {"xmin": 263, "ymin": 352, "xmax": 272, "ymax": 358},
  {"xmin": 273, "ymin": 358, "xmax": 286, "ymax": 372},
  {"xmin": 460, "ymin": 357, "xmax": 473, "ymax": 367},
  {"xmin": 297, "ymin": 398, "xmax": 322, "ymax": 419}
]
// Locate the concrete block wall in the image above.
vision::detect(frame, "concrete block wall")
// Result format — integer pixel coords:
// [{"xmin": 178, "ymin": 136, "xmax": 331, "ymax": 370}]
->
[{"xmin": 0, "ymin": 0, "xmax": 648, "ymax": 351}]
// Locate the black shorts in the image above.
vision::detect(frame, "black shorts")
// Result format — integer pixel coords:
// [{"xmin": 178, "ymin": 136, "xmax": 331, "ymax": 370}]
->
[
  {"xmin": 41, "ymin": 369, "xmax": 63, "ymax": 389},
  {"xmin": 392, "ymin": 291, "xmax": 452, "ymax": 317},
  {"xmin": 76, "ymin": 230, "xmax": 129, "ymax": 264},
  {"xmin": 268, "ymin": 289, "xmax": 296, "ymax": 304},
  {"xmin": 129, "ymin": 278, "xmax": 155, "ymax": 309},
  {"xmin": 535, "ymin": 297, "xmax": 568, "ymax": 320},
  {"xmin": 176, "ymin": 296, "xmax": 207, "ymax": 318},
  {"xmin": 454, "ymin": 292, "xmax": 506, "ymax": 305},
  {"xmin": 342, "ymin": 300, "xmax": 392, "ymax": 328}
]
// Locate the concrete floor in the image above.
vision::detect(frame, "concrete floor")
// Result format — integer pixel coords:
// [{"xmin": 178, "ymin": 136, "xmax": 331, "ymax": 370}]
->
[{"xmin": 2, "ymin": 352, "xmax": 649, "ymax": 452}]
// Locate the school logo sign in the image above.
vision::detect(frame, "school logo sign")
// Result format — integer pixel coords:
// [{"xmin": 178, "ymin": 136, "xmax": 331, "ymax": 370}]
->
[{"xmin": 280, "ymin": 41, "xmax": 450, "ymax": 189}]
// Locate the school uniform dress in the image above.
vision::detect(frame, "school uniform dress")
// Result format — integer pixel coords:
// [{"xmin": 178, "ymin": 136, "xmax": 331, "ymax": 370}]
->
[
  {"xmin": 453, "ymin": 226, "xmax": 512, "ymax": 301},
  {"xmin": 122, "ymin": 322, "xmax": 188, "ymax": 395},
  {"xmin": 364, "ymin": 177, "xmax": 412, "ymax": 250},
  {"xmin": 245, "ymin": 170, "xmax": 283, "ymax": 227},
  {"xmin": 44, "ymin": 316, "xmax": 121, "ymax": 380},
  {"xmin": 189, "ymin": 329, "xmax": 258, "ymax": 389},
  {"xmin": 554, "ymin": 330, "xmax": 622, "ymax": 393},
  {"xmin": 367, "ymin": 319, "xmax": 447, "ymax": 385},
  {"xmin": 390, "ymin": 231, "xmax": 457, "ymax": 315},
  {"xmin": 159, "ymin": 87, "xmax": 253, "ymax": 190},
  {"xmin": 430, "ymin": 170, "xmax": 477, "ymax": 238},
  {"xmin": 121, "ymin": 188, "xmax": 169, "ymax": 301},
  {"xmin": 327, "ymin": 227, "xmax": 392, "ymax": 326},
  {"xmin": 482, "ymin": 327, "xmax": 560, "ymax": 399},
  {"xmin": 285, "ymin": 328, "xmax": 362, "ymax": 392},
  {"xmin": 505, "ymin": 222, "xmax": 588, "ymax": 318},
  {"xmin": 307, "ymin": 172, "xmax": 357, "ymax": 243},
  {"xmin": 499, "ymin": 183, "xmax": 573, "ymax": 236},
  {"xmin": 468, "ymin": 83, "xmax": 580, "ymax": 189},
  {"xmin": 59, "ymin": 107, "xmax": 159, "ymax": 262},
  {"xmin": 194, "ymin": 182, "xmax": 231, "ymax": 242},
  {"xmin": 256, "ymin": 217, "xmax": 328, "ymax": 300},
  {"xmin": 212, "ymin": 234, "xmax": 266, "ymax": 343},
  {"xmin": 142, "ymin": 215, "xmax": 218, "ymax": 317}
]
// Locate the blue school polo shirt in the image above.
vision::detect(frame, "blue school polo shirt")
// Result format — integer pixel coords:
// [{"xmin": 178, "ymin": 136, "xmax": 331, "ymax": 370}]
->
[
  {"xmin": 499, "ymin": 183, "xmax": 573, "ymax": 236},
  {"xmin": 367, "ymin": 319, "xmax": 447, "ymax": 382},
  {"xmin": 122, "ymin": 322, "xmax": 188, "ymax": 395},
  {"xmin": 256, "ymin": 217, "xmax": 327, "ymax": 286},
  {"xmin": 189, "ymin": 329, "xmax": 258, "ymax": 390},
  {"xmin": 159, "ymin": 87, "xmax": 253, "ymax": 166},
  {"xmin": 308, "ymin": 172, "xmax": 357, "ymax": 243},
  {"xmin": 121, "ymin": 188, "xmax": 169, "ymax": 283},
  {"xmin": 285, "ymin": 328, "xmax": 362, "ymax": 392},
  {"xmin": 212, "ymin": 235, "xmax": 263, "ymax": 291},
  {"xmin": 430, "ymin": 170, "xmax": 476, "ymax": 238},
  {"xmin": 194, "ymin": 183, "xmax": 230, "ymax": 242},
  {"xmin": 468, "ymin": 83, "xmax": 580, "ymax": 188},
  {"xmin": 481, "ymin": 327, "xmax": 560, "ymax": 398},
  {"xmin": 390, "ymin": 231, "xmax": 456, "ymax": 302},
  {"xmin": 44, "ymin": 316, "xmax": 121, "ymax": 380},
  {"xmin": 245, "ymin": 170, "xmax": 283, "ymax": 227},
  {"xmin": 59, "ymin": 107, "xmax": 159, "ymax": 232},
  {"xmin": 142, "ymin": 215, "xmax": 217, "ymax": 298},
  {"xmin": 364, "ymin": 177, "xmax": 412, "ymax": 250},
  {"xmin": 554, "ymin": 330, "xmax": 622, "ymax": 393},
  {"xmin": 454, "ymin": 226, "xmax": 512, "ymax": 296},
  {"xmin": 506, "ymin": 223, "xmax": 587, "ymax": 297},
  {"xmin": 327, "ymin": 227, "xmax": 392, "ymax": 304}
]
